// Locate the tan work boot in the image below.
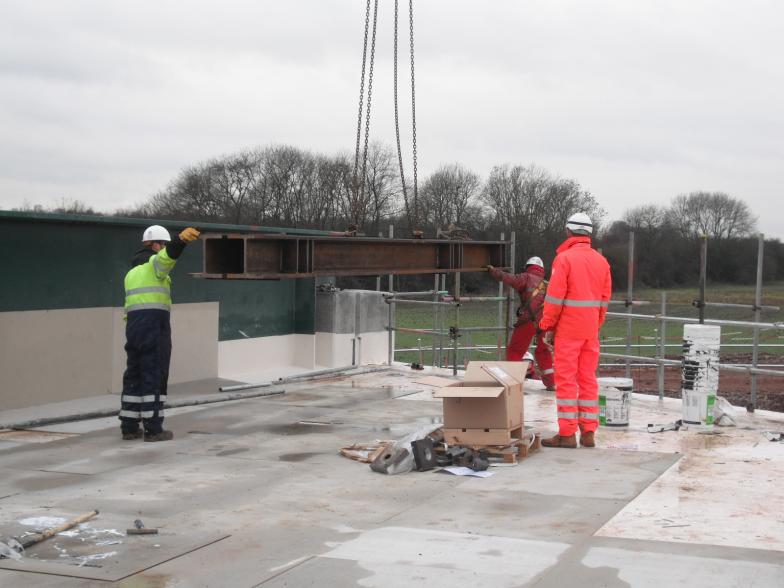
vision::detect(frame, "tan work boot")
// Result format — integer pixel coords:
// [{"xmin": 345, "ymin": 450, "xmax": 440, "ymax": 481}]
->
[
  {"xmin": 580, "ymin": 430, "xmax": 596, "ymax": 448},
  {"xmin": 541, "ymin": 433, "xmax": 577, "ymax": 448},
  {"xmin": 121, "ymin": 430, "xmax": 143, "ymax": 441}
]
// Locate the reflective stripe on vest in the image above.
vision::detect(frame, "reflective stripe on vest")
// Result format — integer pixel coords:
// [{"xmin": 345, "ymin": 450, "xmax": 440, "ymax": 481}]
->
[
  {"xmin": 126, "ymin": 286, "xmax": 170, "ymax": 297},
  {"xmin": 125, "ymin": 302, "xmax": 171, "ymax": 314},
  {"xmin": 578, "ymin": 399, "xmax": 599, "ymax": 407},
  {"xmin": 541, "ymin": 368, "xmax": 555, "ymax": 375},
  {"xmin": 557, "ymin": 398, "xmax": 578, "ymax": 406},
  {"xmin": 558, "ymin": 411, "xmax": 577, "ymax": 419},
  {"xmin": 124, "ymin": 248, "xmax": 176, "ymax": 313},
  {"xmin": 579, "ymin": 412, "xmax": 599, "ymax": 420},
  {"xmin": 545, "ymin": 295, "xmax": 608, "ymax": 308}
]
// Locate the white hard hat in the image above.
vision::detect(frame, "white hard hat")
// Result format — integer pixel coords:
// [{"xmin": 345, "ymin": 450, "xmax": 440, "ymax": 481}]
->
[
  {"xmin": 566, "ymin": 212, "xmax": 593, "ymax": 234},
  {"xmin": 523, "ymin": 351, "xmax": 534, "ymax": 361},
  {"xmin": 142, "ymin": 225, "xmax": 171, "ymax": 242},
  {"xmin": 525, "ymin": 256, "xmax": 544, "ymax": 269}
]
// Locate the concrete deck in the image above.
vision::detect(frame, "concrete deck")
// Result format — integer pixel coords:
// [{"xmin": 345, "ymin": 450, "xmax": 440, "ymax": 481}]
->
[{"xmin": 1, "ymin": 366, "xmax": 783, "ymax": 587}]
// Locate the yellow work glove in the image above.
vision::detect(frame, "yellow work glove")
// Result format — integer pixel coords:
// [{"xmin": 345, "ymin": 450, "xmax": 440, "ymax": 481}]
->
[{"xmin": 179, "ymin": 227, "xmax": 200, "ymax": 242}]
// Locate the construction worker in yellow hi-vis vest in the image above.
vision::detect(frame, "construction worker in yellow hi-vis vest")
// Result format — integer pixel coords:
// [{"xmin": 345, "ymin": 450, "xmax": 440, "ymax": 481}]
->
[{"xmin": 120, "ymin": 225, "xmax": 200, "ymax": 442}]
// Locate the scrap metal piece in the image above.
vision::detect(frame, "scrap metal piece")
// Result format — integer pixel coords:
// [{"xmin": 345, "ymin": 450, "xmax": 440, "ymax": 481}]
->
[
  {"xmin": 369, "ymin": 443, "xmax": 411, "ymax": 475},
  {"xmin": 411, "ymin": 438, "xmax": 438, "ymax": 471}
]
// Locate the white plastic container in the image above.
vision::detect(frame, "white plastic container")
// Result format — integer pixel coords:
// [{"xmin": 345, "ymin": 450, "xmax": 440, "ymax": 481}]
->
[
  {"xmin": 681, "ymin": 324, "xmax": 720, "ymax": 428},
  {"xmin": 598, "ymin": 377, "xmax": 633, "ymax": 427}
]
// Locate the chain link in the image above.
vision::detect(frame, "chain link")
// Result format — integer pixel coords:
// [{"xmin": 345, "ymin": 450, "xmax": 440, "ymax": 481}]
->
[
  {"xmin": 409, "ymin": 0, "xmax": 419, "ymax": 226},
  {"xmin": 393, "ymin": 0, "xmax": 409, "ymax": 206},
  {"xmin": 352, "ymin": 0, "xmax": 372, "ymax": 200},
  {"xmin": 359, "ymin": 0, "xmax": 380, "ymax": 213}
]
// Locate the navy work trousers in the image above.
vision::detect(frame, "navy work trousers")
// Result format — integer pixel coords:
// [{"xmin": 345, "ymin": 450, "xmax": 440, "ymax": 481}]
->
[{"xmin": 120, "ymin": 310, "xmax": 172, "ymax": 435}]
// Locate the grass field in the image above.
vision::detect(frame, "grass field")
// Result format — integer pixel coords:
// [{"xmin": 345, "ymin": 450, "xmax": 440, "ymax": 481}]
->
[{"xmin": 393, "ymin": 282, "xmax": 784, "ymax": 366}]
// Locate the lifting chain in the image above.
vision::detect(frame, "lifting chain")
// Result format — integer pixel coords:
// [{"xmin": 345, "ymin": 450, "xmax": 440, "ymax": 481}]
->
[
  {"xmin": 409, "ymin": 0, "xmax": 419, "ymax": 226},
  {"xmin": 355, "ymin": 0, "xmax": 419, "ymax": 229},
  {"xmin": 359, "ymin": 0, "xmax": 380, "ymax": 212},
  {"xmin": 393, "ymin": 0, "xmax": 408, "ymax": 206},
  {"xmin": 352, "ymin": 0, "xmax": 372, "ymax": 198},
  {"xmin": 393, "ymin": 0, "xmax": 420, "ymax": 230}
]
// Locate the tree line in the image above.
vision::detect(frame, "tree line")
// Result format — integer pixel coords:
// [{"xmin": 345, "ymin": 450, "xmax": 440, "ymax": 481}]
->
[{"xmin": 14, "ymin": 142, "xmax": 782, "ymax": 291}]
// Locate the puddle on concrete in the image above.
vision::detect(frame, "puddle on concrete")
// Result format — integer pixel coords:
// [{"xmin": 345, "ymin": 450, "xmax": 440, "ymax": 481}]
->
[
  {"xmin": 261, "ymin": 422, "xmax": 336, "ymax": 435},
  {"xmin": 14, "ymin": 472, "xmax": 92, "ymax": 492},
  {"xmin": 215, "ymin": 448, "xmax": 249, "ymax": 457},
  {"xmin": 278, "ymin": 452, "xmax": 324, "ymax": 462}
]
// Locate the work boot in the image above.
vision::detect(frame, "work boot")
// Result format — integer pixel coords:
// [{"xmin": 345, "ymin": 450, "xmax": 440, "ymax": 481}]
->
[
  {"xmin": 121, "ymin": 430, "xmax": 143, "ymax": 441},
  {"xmin": 144, "ymin": 430, "xmax": 174, "ymax": 442},
  {"xmin": 541, "ymin": 433, "xmax": 577, "ymax": 448},
  {"xmin": 580, "ymin": 430, "xmax": 596, "ymax": 448}
]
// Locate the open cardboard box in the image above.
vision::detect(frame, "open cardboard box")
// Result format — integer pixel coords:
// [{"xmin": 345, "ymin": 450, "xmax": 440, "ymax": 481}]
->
[{"xmin": 425, "ymin": 361, "xmax": 529, "ymax": 446}]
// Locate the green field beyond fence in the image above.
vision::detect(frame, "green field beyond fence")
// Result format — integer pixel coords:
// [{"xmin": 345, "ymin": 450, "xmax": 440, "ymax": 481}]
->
[{"xmin": 394, "ymin": 283, "xmax": 784, "ymax": 366}]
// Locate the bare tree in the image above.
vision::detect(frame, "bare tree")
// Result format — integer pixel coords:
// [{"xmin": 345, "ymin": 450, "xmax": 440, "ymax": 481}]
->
[
  {"xmin": 419, "ymin": 163, "xmax": 481, "ymax": 230},
  {"xmin": 482, "ymin": 164, "xmax": 602, "ymax": 260},
  {"xmin": 623, "ymin": 204, "xmax": 667, "ymax": 231},
  {"xmin": 668, "ymin": 191, "xmax": 757, "ymax": 239}
]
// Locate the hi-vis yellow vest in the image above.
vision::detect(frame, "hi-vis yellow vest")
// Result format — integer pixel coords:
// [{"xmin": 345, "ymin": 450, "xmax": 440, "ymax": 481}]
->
[{"xmin": 124, "ymin": 248, "xmax": 178, "ymax": 314}]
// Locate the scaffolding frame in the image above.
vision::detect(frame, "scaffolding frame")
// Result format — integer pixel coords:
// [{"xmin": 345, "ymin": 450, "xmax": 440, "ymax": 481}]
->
[{"xmin": 387, "ymin": 230, "xmax": 784, "ymax": 411}]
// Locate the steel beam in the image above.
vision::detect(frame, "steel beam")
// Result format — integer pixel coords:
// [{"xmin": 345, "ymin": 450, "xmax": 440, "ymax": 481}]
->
[{"xmin": 195, "ymin": 233, "xmax": 508, "ymax": 279}]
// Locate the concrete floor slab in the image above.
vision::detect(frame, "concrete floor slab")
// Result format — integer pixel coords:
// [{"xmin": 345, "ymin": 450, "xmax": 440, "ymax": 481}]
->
[
  {"xmin": 580, "ymin": 545, "xmax": 784, "ymax": 588},
  {"xmin": 0, "ymin": 366, "xmax": 782, "ymax": 586},
  {"xmin": 317, "ymin": 526, "xmax": 570, "ymax": 588}
]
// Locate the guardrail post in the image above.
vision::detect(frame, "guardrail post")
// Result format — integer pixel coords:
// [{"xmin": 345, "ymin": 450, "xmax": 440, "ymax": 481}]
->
[
  {"xmin": 387, "ymin": 224, "xmax": 394, "ymax": 365},
  {"xmin": 658, "ymin": 291, "xmax": 666, "ymax": 400},
  {"xmin": 750, "ymin": 233, "xmax": 764, "ymax": 412},
  {"xmin": 625, "ymin": 230, "xmax": 635, "ymax": 379},
  {"xmin": 498, "ymin": 232, "xmax": 505, "ymax": 360}
]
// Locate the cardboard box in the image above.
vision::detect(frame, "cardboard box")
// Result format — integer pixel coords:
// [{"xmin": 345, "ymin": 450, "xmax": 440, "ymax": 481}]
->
[{"xmin": 431, "ymin": 361, "xmax": 528, "ymax": 446}]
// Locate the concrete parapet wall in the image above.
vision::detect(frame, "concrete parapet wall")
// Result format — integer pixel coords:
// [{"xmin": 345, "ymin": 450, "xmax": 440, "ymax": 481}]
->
[{"xmin": 0, "ymin": 302, "xmax": 219, "ymax": 411}]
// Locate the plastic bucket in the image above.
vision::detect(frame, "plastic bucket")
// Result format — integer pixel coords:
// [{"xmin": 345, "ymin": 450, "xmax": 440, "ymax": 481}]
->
[
  {"xmin": 598, "ymin": 377, "xmax": 632, "ymax": 427},
  {"xmin": 681, "ymin": 324, "xmax": 720, "ymax": 428},
  {"xmin": 682, "ymin": 390, "xmax": 716, "ymax": 427}
]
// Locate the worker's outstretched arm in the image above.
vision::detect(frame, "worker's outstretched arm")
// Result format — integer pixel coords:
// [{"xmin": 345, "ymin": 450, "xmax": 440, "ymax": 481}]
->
[
  {"xmin": 487, "ymin": 266, "xmax": 528, "ymax": 291},
  {"xmin": 152, "ymin": 227, "xmax": 200, "ymax": 279},
  {"xmin": 538, "ymin": 256, "xmax": 567, "ymax": 332}
]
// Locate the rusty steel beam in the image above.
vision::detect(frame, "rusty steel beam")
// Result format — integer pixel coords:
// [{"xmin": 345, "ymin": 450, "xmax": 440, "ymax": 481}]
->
[{"xmin": 194, "ymin": 233, "xmax": 509, "ymax": 279}]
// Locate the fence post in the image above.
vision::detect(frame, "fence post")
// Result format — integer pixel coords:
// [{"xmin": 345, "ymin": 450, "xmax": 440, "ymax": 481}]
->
[
  {"xmin": 625, "ymin": 230, "xmax": 635, "ymax": 379},
  {"xmin": 698, "ymin": 235, "xmax": 707, "ymax": 325},
  {"xmin": 505, "ymin": 232, "xmax": 516, "ymax": 360},
  {"xmin": 387, "ymin": 224, "xmax": 394, "ymax": 365},
  {"xmin": 658, "ymin": 291, "xmax": 666, "ymax": 400},
  {"xmin": 498, "ymin": 232, "xmax": 505, "ymax": 360},
  {"xmin": 750, "ymin": 233, "xmax": 764, "ymax": 412},
  {"xmin": 432, "ymin": 273, "xmax": 439, "ymax": 367},
  {"xmin": 453, "ymin": 271, "xmax": 461, "ymax": 376}
]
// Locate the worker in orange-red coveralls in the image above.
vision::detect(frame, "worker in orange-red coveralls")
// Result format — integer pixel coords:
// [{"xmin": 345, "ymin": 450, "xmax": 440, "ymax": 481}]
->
[
  {"xmin": 486, "ymin": 257, "xmax": 555, "ymax": 390},
  {"xmin": 539, "ymin": 212, "xmax": 612, "ymax": 449}
]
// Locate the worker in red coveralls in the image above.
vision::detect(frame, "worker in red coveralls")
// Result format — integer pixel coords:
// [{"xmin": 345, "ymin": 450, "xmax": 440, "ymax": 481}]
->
[
  {"xmin": 539, "ymin": 213, "xmax": 612, "ymax": 449},
  {"xmin": 486, "ymin": 257, "xmax": 555, "ymax": 390}
]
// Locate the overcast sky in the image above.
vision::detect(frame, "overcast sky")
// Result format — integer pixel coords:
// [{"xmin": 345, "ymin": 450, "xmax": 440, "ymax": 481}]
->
[{"xmin": 1, "ymin": 1, "xmax": 782, "ymax": 238}]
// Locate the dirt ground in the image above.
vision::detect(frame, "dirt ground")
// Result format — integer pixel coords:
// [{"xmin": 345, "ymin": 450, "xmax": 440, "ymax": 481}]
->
[{"xmin": 600, "ymin": 353, "xmax": 784, "ymax": 413}]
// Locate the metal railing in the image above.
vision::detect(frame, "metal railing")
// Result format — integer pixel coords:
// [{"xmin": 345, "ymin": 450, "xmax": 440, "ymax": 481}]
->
[{"xmin": 385, "ymin": 229, "xmax": 784, "ymax": 411}]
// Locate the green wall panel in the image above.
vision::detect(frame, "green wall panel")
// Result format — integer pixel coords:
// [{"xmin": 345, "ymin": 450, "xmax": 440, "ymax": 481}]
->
[{"xmin": 0, "ymin": 214, "xmax": 316, "ymax": 340}]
